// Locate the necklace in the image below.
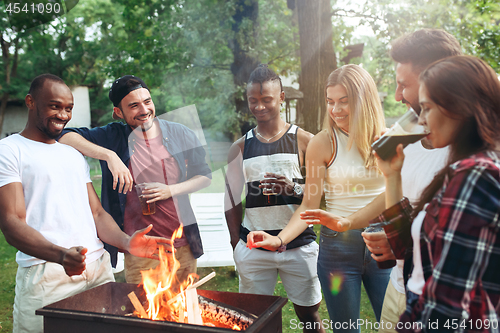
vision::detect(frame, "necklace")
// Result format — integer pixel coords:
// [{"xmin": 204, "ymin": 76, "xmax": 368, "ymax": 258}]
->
[{"xmin": 255, "ymin": 123, "xmax": 287, "ymax": 142}]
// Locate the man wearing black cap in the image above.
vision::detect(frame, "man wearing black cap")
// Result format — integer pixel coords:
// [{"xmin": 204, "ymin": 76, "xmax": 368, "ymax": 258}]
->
[{"xmin": 59, "ymin": 75, "xmax": 212, "ymax": 284}]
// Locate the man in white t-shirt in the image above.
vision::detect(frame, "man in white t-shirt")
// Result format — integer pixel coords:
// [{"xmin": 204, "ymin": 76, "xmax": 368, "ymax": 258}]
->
[
  {"xmin": 370, "ymin": 29, "xmax": 462, "ymax": 333},
  {"xmin": 0, "ymin": 74, "xmax": 170, "ymax": 333}
]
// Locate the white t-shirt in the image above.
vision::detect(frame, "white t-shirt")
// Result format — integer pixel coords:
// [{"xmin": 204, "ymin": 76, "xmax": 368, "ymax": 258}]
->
[
  {"xmin": 389, "ymin": 141, "xmax": 449, "ymax": 294},
  {"xmin": 0, "ymin": 134, "xmax": 104, "ymax": 267},
  {"xmin": 407, "ymin": 209, "xmax": 427, "ymax": 295}
]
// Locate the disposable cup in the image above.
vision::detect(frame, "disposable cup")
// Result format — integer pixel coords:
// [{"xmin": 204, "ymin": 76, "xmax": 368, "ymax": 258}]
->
[
  {"xmin": 135, "ymin": 183, "xmax": 156, "ymax": 215},
  {"xmin": 364, "ymin": 226, "xmax": 396, "ymax": 269}
]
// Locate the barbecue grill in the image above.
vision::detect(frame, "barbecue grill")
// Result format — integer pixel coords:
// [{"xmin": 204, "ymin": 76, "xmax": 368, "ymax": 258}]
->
[{"xmin": 36, "ymin": 282, "xmax": 288, "ymax": 332}]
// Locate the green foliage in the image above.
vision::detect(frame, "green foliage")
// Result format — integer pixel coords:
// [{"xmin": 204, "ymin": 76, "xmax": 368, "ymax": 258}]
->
[
  {"xmin": 337, "ymin": 0, "xmax": 500, "ymax": 118},
  {"xmin": 355, "ymin": 35, "xmax": 407, "ymax": 118},
  {"xmin": 361, "ymin": 0, "xmax": 500, "ymax": 72},
  {"xmin": 2, "ymin": 0, "xmax": 499, "ymax": 137},
  {"xmin": 95, "ymin": 0, "xmax": 241, "ymax": 137},
  {"xmin": 470, "ymin": 0, "xmax": 500, "ymax": 71},
  {"xmin": 255, "ymin": 0, "xmax": 299, "ymax": 76},
  {"xmin": 0, "ymin": 233, "xmax": 16, "ymax": 332}
]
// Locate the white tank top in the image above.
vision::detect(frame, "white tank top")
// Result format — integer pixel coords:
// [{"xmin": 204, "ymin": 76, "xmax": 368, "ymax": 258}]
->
[{"xmin": 324, "ymin": 127, "xmax": 385, "ymax": 217}]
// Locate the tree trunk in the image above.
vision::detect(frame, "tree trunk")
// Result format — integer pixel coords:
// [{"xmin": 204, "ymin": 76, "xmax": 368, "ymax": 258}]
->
[
  {"xmin": 296, "ymin": 0, "xmax": 336, "ymax": 134},
  {"xmin": 0, "ymin": 92, "xmax": 8, "ymax": 136},
  {"xmin": 0, "ymin": 33, "xmax": 11, "ymax": 137},
  {"xmin": 229, "ymin": 0, "xmax": 260, "ymax": 137}
]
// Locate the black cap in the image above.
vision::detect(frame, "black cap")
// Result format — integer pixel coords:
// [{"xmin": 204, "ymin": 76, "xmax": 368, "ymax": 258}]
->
[{"xmin": 109, "ymin": 75, "xmax": 149, "ymax": 108}]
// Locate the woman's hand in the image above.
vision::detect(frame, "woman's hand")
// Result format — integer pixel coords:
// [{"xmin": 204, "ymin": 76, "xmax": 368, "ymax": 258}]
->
[
  {"xmin": 247, "ymin": 231, "xmax": 281, "ymax": 251},
  {"xmin": 300, "ymin": 209, "xmax": 351, "ymax": 232},
  {"xmin": 361, "ymin": 230, "xmax": 396, "ymax": 261},
  {"xmin": 374, "ymin": 143, "xmax": 406, "ymax": 179}
]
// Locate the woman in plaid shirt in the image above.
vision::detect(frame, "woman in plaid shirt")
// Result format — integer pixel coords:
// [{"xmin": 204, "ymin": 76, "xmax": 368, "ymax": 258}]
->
[{"xmin": 373, "ymin": 55, "xmax": 500, "ymax": 332}]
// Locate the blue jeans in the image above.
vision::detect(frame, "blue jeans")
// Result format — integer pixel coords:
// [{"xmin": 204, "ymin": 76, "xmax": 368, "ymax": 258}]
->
[{"xmin": 318, "ymin": 226, "xmax": 390, "ymax": 333}]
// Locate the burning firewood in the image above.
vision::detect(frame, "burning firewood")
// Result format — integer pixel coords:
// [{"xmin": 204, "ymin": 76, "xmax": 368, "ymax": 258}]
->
[
  {"xmin": 167, "ymin": 271, "xmax": 216, "ymax": 306},
  {"xmin": 197, "ymin": 295, "xmax": 255, "ymax": 330},
  {"xmin": 186, "ymin": 288, "xmax": 203, "ymax": 325},
  {"xmin": 127, "ymin": 226, "xmax": 250, "ymax": 330},
  {"xmin": 127, "ymin": 291, "xmax": 148, "ymax": 319},
  {"xmin": 126, "ymin": 286, "xmax": 255, "ymax": 330}
]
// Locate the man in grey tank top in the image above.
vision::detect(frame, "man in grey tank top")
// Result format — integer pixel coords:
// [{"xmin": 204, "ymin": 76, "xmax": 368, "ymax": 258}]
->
[{"xmin": 225, "ymin": 65, "xmax": 325, "ymax": 333}]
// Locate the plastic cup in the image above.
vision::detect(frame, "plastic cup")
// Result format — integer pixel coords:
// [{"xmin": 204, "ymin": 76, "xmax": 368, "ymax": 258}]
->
[
  {"xmin": 259, "ymin": 170, "xmax": 278, "ymax": 205},
  {"xmin": 364, "ymin": 226, "xmax": 396, "ymax": 269},
  {"xmin": 135, "ymin": 183, "xmax": 156, "ymax": 215},
  {"xmin": 372, "ymin": 108, "xmax": 428, "ymax": 160}
]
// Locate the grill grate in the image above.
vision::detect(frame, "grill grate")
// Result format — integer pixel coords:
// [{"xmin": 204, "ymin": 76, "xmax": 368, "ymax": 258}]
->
[{"xmin": 36, "ymin": 282, "xmax": 288, "ymax": 333}]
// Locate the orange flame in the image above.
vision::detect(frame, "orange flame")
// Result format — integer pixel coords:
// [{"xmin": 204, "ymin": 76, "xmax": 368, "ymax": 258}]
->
[
  {"xmin": 136, "ymin": 226, "xmax": 244, "ymax": 331},
  {"xmin": 139, "ymin": 225, "xmax": 197, "ymax": 322}
]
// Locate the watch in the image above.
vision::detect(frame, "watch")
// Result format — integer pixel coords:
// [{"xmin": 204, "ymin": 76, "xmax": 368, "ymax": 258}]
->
[{"xmin": 293, "ymin": 183, "xmax": 304, "ymax": 197}]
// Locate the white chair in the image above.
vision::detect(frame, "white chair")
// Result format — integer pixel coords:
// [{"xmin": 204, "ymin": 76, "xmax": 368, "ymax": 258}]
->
[
  {"xmin": 190, "ymin": 193, "xmax": 235, "ymax": 267},
  {"xmin": 112, "ymin": 252, "xmax": 125, "ymax": 274}
]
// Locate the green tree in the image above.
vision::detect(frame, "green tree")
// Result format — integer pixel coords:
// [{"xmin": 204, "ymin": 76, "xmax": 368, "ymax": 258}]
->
[
  {"xmin": 337, "ymin": 0, "xmax": 500, "ymax": 118},
  {"xmin": 362, "ymin": 0, "xmax": 500, "ymax": 74},
  {"xmin": 0, "ymin": 3, "xmax": 23, "ymax": 136},
  {"xmin": 0, "ymin": 0, "xmax": 129, "ymax": 134}
]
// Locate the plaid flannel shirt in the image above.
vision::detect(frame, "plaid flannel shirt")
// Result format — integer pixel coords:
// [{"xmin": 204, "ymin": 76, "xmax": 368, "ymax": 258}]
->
[{"xmin": 371, "ymin": 151, "xmax": 500, "ymax": 333}]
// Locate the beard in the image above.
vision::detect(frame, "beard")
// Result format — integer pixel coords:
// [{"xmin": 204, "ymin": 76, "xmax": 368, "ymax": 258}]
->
[{"xmin": 402, "ymin": 97, "xmax": 421, "ymax": 115}]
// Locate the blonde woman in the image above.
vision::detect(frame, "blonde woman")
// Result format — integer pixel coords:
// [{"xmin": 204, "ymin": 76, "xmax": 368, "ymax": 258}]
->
[{"xmin": 249, "ymin": 64, "xmax": 388, "ymax": 332}]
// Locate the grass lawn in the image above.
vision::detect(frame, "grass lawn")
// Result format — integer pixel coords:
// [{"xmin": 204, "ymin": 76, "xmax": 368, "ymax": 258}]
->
[
  {"xmin": 197, "ymin": 265, "xmax": 378, "ymax": 333},
  {"xmin": 0, "ymin": 159, "xmax": 380, "ymax": 332},
  {"xmin": 0, "ymin": 235, "xmax": 377, "ymax": 333},
  {"xmin": 0, "ymin": 227, "xmax": 379, "ymax": 333},
  {"xmin": 0, "ymin": 233, "xmax": 16, "ymax": 332}
]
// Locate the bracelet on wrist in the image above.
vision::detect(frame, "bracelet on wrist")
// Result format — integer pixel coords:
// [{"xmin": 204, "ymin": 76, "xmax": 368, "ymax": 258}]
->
[{"xmin": 277, "ymin": 235, "xmax": 287, "ymax": 253}]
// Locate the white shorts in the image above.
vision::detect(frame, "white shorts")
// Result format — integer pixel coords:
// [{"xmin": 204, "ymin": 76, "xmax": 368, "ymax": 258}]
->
[
  {"xmin": 13, "ymin": 251, "xmax": 114, "ymax": 333},
  {"xmin": 234, "ymin": 240, "xmax": 322, "ymax": 307}
]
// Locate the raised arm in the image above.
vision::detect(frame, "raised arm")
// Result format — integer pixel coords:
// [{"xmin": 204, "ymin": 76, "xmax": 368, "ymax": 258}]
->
[
  {"xmin": 375, "ymin": 144, "xmax": 405, "ymax": 208},
  {"xmin": 141, "ymin": 175, "xmax": 212, "ymax": 204},
  {"xmin": 302, "ymin": 191, "xmax": 386, "ymax": 232},
  {"xmin": 86, "ymin": 183, "xmax": 171, "ymax": 257},
  {"xmin": 224, "ymin": 139, "xmax": 245, "ymax": 250},
  {"xmin": 59, "ymin": 132, "xmax": 133, "ymax": 193},
  {"xmin": 405, "ymin": 164, "xmax": 500, "ymax": 331},
  {"xmin": 140, "ymin": 138, "xmax": 212, "ymax": 203},
  {"xmin": 0, "ymin": 183, "xmax": 87, "ymax": 276}
]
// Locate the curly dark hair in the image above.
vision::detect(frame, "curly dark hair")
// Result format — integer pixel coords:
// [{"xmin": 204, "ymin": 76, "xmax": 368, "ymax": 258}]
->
[{"xmin": 390, "ymin": 29, "xmax": 462, "ymax": 71}]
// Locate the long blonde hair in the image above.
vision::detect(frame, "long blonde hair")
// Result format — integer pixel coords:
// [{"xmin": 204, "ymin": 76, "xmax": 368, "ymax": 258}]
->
[{"xmin": 323, "ymin": 64, "xmax": 385, "ymax": 168}]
